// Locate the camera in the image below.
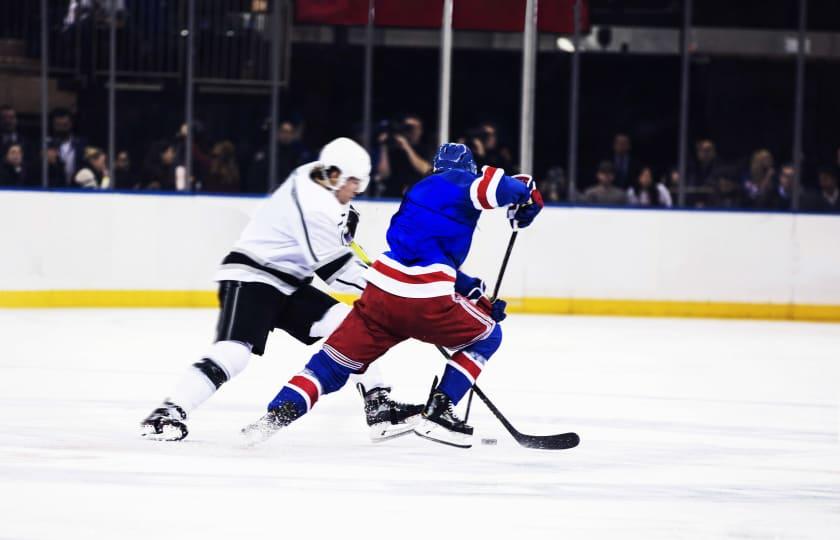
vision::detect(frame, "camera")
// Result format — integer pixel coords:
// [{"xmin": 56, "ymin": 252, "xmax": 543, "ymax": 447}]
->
[{"xmin": 378, "ymin": 118, "xmax": 414, "ymax": 149}]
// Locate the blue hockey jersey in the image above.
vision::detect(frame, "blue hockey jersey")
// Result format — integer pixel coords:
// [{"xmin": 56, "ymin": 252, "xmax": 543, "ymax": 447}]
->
[{"xmin": 365, "ymin": 166, "xmax": 531, "ymax": 298}]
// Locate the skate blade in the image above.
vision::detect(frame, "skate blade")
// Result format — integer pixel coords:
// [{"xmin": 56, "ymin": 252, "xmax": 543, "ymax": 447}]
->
[
  {"xmin": 413, "ymin": 419, "xmax": 472, "ymax": 449},
  {"xmin": 369, "ymin": 414, "xmax": 421, "ymax": 442},
  {"xmin": 240, "ymin": 420, "xmax": 282, "ymax": 448},
  {"xmin": 140, "ymin": 422, "xmax": 187, "ymax": 442}
]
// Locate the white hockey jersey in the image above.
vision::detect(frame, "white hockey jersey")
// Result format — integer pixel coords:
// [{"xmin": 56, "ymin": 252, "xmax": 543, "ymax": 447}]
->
[{"xmin": 214, "ymin": 163, "xmax": 368, "ymax": 295}]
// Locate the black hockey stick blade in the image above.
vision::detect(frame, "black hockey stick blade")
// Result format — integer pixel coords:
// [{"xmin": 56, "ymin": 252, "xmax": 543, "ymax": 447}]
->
[{"xmin": 472, "ymin": 385, "xmax": 579, "ymax": 450}]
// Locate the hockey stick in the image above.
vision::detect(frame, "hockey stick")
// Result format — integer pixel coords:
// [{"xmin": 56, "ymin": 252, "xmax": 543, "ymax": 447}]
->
[
  {"xmin": 433, "ymin": 345, "xmax": 579, "ymax": 450},
  {"xmin": 436, "ymin": 231, "xmax": 579, "ymax": 450},
  {"xmin": 459, "ymin": 230, "xmax": 518, "ymax": 419}
]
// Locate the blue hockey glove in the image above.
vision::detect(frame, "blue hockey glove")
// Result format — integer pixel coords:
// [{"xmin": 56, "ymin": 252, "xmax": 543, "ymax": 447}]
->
[
  {"xmin": 455, "ymin": 272, "xmax": 486, "ymax": 300},
  {"xmin": 507, "ymin": 174, "xmax": 544, "ymax": 229},
  {"xmin": 489, "ymin": 298, "xmax": 507, "ymax": 322}
]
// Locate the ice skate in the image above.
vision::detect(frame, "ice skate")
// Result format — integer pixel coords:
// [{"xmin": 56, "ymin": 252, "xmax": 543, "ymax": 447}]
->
[
  {"xmin": 414, "ymin": 386, "xmax": 474, "ymax": 449},
  {"xmin": 140, "ymin": 401, "xmax": 188, "ymax": 441},
  {"xmin": 356, "ymin": 383, "xmax": 423, "ymax": 441},
  {"xmin": 240, "ymin": 402, "xmax": 301, "ymax": 447}
]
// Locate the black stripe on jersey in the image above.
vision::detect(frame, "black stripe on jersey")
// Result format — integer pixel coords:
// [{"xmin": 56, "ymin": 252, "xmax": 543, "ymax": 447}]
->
[
  {"xmin": 291, "ymin": 182, "xmax": 319, "ymax": 262},
  {"xmin": 220, "ymin": 251, "xmax": 313, "ymax": 288},
  {"xmin": 193, "ymin": 358, "xmax": 229, "ymax": 389},
  {"xmin": 314, "ymin": 252, "xmax": 354, "ymax": 283},
  {"xmin": 336, "ymin": 278, "xmax": 364, "ymax": 292}
]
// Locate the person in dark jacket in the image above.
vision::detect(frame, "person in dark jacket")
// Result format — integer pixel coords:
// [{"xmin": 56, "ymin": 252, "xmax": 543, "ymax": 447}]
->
[
  {"xmin": 0, "ymin": 143, "xmax": 26, "ymax": 186},
  {"xmin": 708, "ymin": 167, "xmax": 749, "ymax": 209},
  {"xmin": 802, "ymin": 167, "xmax": 840, "ymax": 213},
  {"xmin": 141, "ymin": 140, "xmax": 178, "ymax": 191}
]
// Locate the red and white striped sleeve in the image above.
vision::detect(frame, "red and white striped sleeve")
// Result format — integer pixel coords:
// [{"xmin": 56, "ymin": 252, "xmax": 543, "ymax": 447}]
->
[{"xmin": 468, "ymin": 166, "xmax": 532, "ymax": 210}]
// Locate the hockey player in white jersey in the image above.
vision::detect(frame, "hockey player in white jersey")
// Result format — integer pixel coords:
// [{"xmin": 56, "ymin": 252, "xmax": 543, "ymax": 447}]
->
[{"xmin": 140, "ymin": 137, "xmax": 422, "ymax": 441}]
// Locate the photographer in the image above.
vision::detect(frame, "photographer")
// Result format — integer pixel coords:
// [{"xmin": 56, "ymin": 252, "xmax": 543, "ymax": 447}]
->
[{"xmin": 376, "ymin": 114, "xmax": 432, "ymax": 198}]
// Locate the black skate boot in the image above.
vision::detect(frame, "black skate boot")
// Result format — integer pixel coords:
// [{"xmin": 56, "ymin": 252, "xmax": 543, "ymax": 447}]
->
[
  {"xmin": 240, "ymin": 402, "xmax": 301, "ymax": 447},
  {"xmin": 414, "ymin": 379, "xmax": 474, "ymax": 448},
  {"xmin": 140, "ymin": 401, "xmax": 188, "ymax": 441},
  {"xmin": 356, "ymin": 383, "xmax": 424, "ymax": 442}
]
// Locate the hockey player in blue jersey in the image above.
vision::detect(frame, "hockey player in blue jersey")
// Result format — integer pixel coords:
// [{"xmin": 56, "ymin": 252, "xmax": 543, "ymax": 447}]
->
[{"xmin": 242, "ymin": 142, "xmax": 544, "ymax": 447}]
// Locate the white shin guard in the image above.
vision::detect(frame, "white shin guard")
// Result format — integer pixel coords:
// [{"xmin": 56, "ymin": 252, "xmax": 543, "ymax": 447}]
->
[{"xmin": 169, "ymin": 340, "xmax": 252, "ymax": 414}]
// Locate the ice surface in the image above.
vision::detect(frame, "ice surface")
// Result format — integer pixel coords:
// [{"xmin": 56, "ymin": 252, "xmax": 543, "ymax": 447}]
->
[{"xmin": 1, "ymin": 309, "xmax": 839, "ymax": 539}]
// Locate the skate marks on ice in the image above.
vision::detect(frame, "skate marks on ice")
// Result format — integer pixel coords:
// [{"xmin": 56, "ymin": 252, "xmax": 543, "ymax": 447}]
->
[{"xmin": 0, "ymin": 309, "xmax": 839, "ymax": 539}]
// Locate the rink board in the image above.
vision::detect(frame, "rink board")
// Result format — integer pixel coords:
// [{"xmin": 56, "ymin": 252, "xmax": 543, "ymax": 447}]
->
[{"xmin": 1, "ymin": 189, "xmax": 839, "ymax": 321}]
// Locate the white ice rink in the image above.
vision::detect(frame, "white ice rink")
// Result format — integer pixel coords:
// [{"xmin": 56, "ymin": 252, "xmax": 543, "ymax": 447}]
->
[{"xmin": 1, "ymin": 309, "xmax": 839, "ymax": 540}]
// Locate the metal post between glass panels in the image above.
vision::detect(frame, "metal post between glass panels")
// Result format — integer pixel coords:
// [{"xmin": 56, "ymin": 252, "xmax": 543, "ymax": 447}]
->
[
  {"xmin": 268, "ymin": 0, "xmax": 283, "ymax": 191},
  {"xmin": 40, "ymin": 0, "xmax": 48, "ymax": 189},
  {"xmin": 792, "ymin": 0, "xmax": 807, "ymax": 211},
  {"xmin": 438, "ymin": 0, "xmax": 453, "ymax": 146},
  {"xmin": 519, "ymin": 0, "xmax": 538, "ymax": 173},
  {"xmin": 566, "ymin": 0, "xmax": 581, "ymax": 201},
  {"xmin": 185, "ymin": 0, "xmax": 195, "ymax": 189},
  {"xmin": 362, "ymin": 0, "xmax": 375, "ymax": 151},
  {"xmin": 677, "ymin": 0, "xmax": 692, "ymax": 208},
  {"xmin": 108, "ymin": 0, "xmax": 117, "ymax": 189}
]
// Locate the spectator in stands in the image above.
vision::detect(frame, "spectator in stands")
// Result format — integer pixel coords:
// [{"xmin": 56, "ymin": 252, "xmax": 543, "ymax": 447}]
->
[
  {"xmin": 708, "ymin": 167, "xmax": 748, "ymax": 209},
  {"xmin": 0, "ymin": 143, "xmax": 26, "ymax": 186},
  {"xmin": 141, "ymin": 140, "xmax": 177, "ymax": 191},
  {"xmin": 802, "ymin": 167, "xmax": 840, "ymax": 213},
  {"xmin": 743, "ymin": 148, "xmax": 775, "ymax": 202},
  {"xmin": 476, "ymin": 121, "xmax": 514, "ymax": 171},
  {"xmin": 582, "ymin": 161, "xmax": 627, "ymax": 205},
  {"xmin": 610, "ymin": 133, "xmax": 637, "ymax": 189},
  {"xmin": 112, "ymin": 151, "xmax": 137, "ymax": 190},
  {"xmin": 688, "ymin": 139, "xmax": 718, "ymax": 186},
  {"xmin": 376, "ymin": 113, "xmax": 432, "ymax": 198},
  {"xmin": 627, "ymin": 166, "xmax": 672, "ymax": 208},
  {"xmin": 246, "ymin": 119, "xmax": 312, "ymax": 193},
  {"xmin": 43, "ymin": 142, "xmax": 68, "ymax": 187},
  {"xmin": 0, "ymin": 105, "xmax": 27, "ymax": 153},
  {"xmin": 540, "ymin": 166, "xmax": 569, "ymax": 203},
  {"xmin": 50, "ymin": 108, "xmax": 86, "ymax": 186},
  {"xmin": 754, "ymin": 163, "xmax": 795, "ymax": 211},
  {"xmin": 74, "ymin": 146, "xmax": 111, "ymax": 189},
  {"xmin": 204, "ymin": 141, "xmax": 241, "ymax": 193},
  {"xmin": 175, "ymin": 121, "xmax": 211, "ymax": 188}
]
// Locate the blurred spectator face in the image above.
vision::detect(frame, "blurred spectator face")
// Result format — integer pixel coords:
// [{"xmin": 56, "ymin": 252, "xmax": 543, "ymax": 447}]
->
[
  {"xmin": 597, "ymin": 164, "xmax": 615, "ymax": 186},
  {"xmin": 668, "ymin": 168, "xmax": 680, "ymax": 188},
  {"xmin": 750, "ymin": 149, "xmax": 774, "ymax": 181},
  {"xmin": 638, "ymin": 167, "xmax": 654, "ymax": 188},
  {"xmin": 1, "ymin": 107, "xmax": 17, "ymax": 133},
  {"xmin": 46, "ymin": 146, "xmax": 59, "ymax": 164},
  {"xmin": 5, "ymin": 144, "xmax": 22, "ymax": 167},
  {"xmin": 696, "ymin": 140, "xmax": 716, "ymax": 164},
  {"xmin": 335, "ymin": 178, "xmax": 360, "ymax": 205},
  {"xmin": 91, "ymin": 152, "xmax": 107, "ymax": 173},
  {"xmin": 53, "ymin": 114, "xmax": 73, "ymax": 138},
  {"xmin": 115, "ymin": 151, "xmax": 130, "ymax": 171},
  {"xmin": 818, "ymin": 171, "xmax": 838, "ymax": 193},
  {"xmin": 212, "ymin": 141, "xmax": 235, "ymax": 162},
  {"xmin": 480, "ymin": 124, "xmax": 498, "ymax": 151},
  {"xmin": 276, "ymin": 122, "xmax": 296, "ymax": 145},
  {"xmin": 161, "ymin": 145, "xmax": 175, "ymax": 166},
  {"xmin": 718, "ymin": 175, "xmax": 738, "ymax": 194},
  {"xmin": 613, "ymin": 134, "xmax": 630, "ymax": 156},
  {"xmin": 779, "ymin": 165, "xmax": 795, "ymax": 191},
  {"xmin": 403, "ymin": 116, "xmax": 423, "ymax": 145}
]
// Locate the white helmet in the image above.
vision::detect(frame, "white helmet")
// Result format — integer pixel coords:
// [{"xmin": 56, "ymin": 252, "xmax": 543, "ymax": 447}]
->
[{"xmin": 318, "ymin": 137, "xmax": 371, "ymax": 193}]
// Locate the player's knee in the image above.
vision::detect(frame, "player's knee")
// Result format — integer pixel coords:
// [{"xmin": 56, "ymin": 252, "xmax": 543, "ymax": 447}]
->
[
  {"xmin": 464, "ymin": 324, "xmax": 502, "ymax": 360},
  {"xmin": 309, "ymin": 302, "xmax": 350, "ymax": 340},
  {"xmin": 194, "ymin": 340, "xmax": 252, "ymax": 388},
  {"xmin": 305, "ymin": 349, "xmax": 353, "ymax": 394}
]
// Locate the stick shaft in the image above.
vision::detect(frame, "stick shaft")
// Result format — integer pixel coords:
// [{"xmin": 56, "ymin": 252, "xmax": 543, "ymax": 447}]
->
[{"xmin": 490, "ymin": 231, "xmax": 518, "ymax": 301}]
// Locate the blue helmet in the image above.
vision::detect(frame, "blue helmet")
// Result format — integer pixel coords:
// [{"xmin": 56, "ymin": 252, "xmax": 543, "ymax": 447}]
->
[{"xmin": 433, "ymin": 143, "xmax": 477, "ymax": 175}]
